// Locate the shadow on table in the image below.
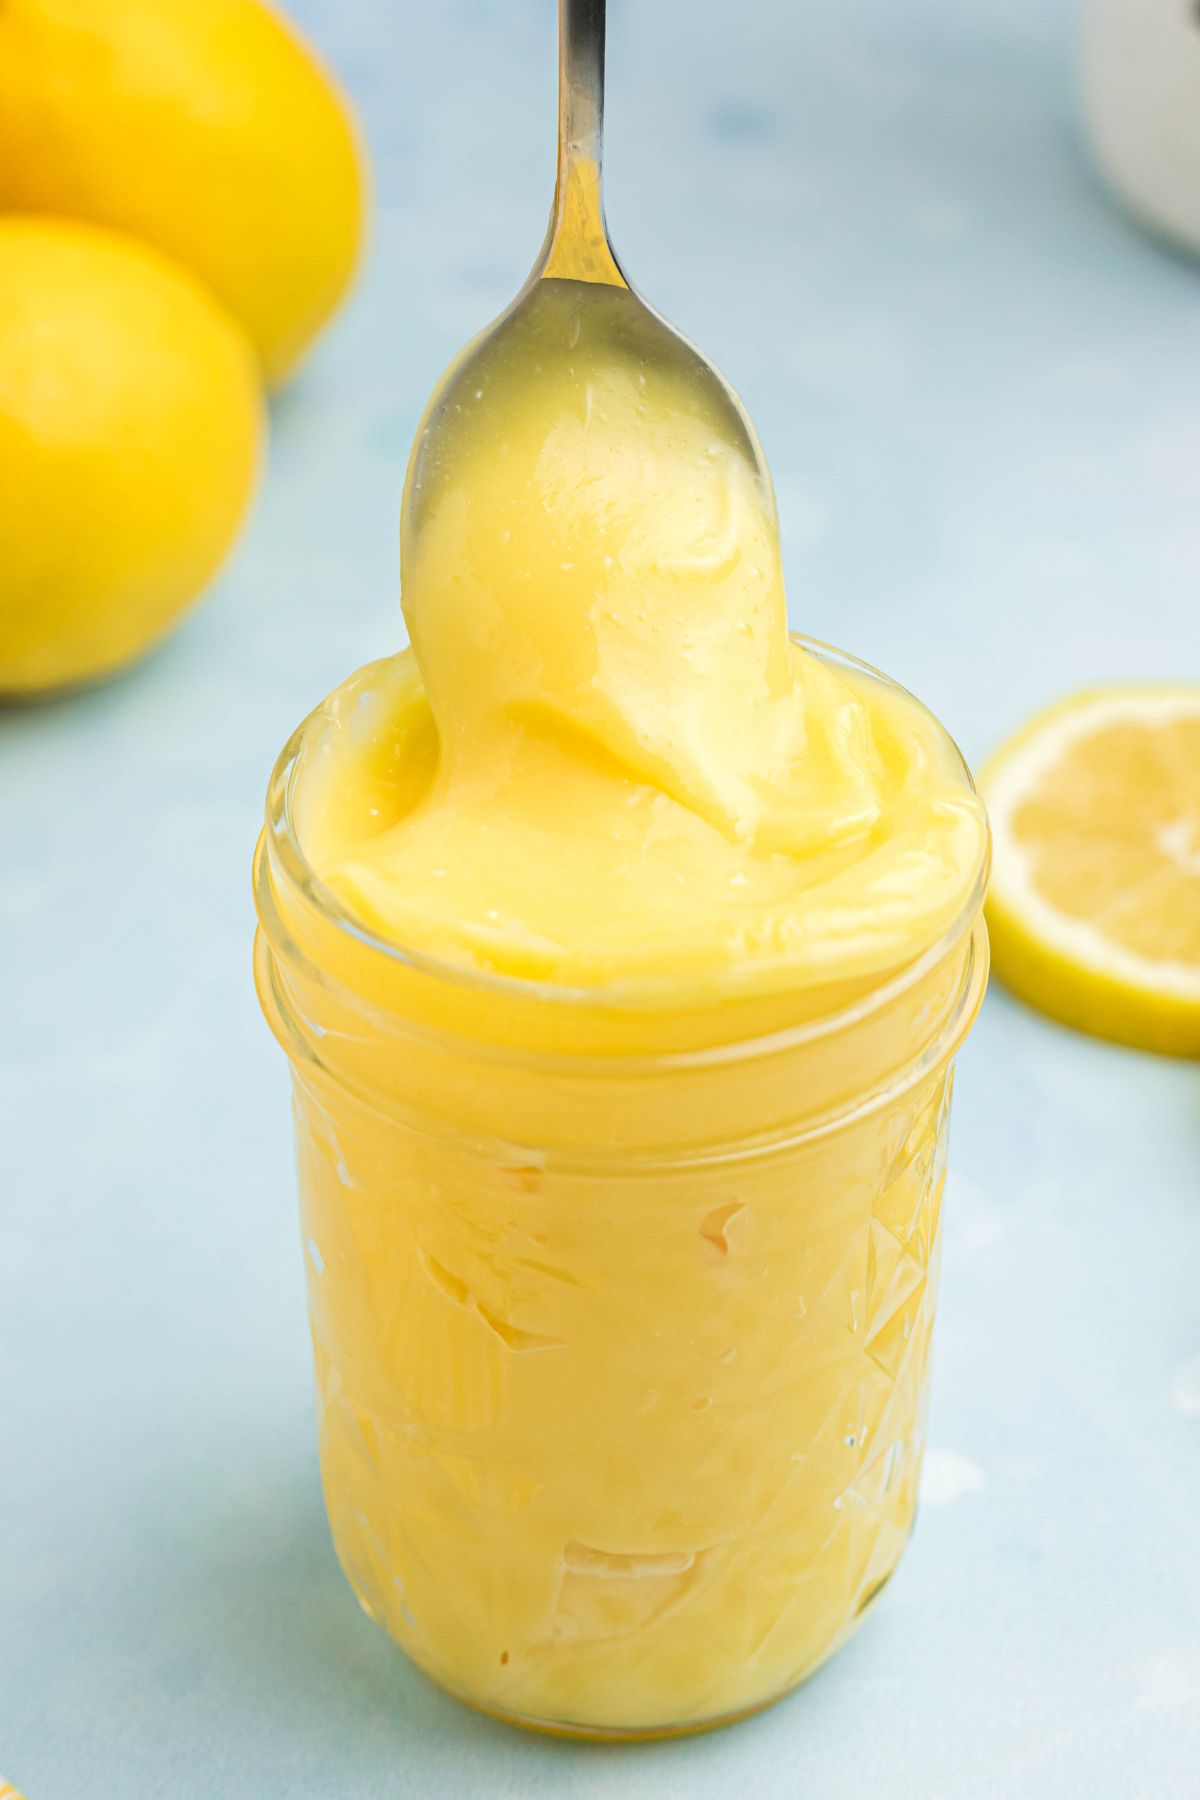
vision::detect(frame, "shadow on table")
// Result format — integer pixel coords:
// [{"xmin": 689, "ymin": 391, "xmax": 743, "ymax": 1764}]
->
[{"xmin": 145, "ymin": 1443, "xmax": 832, "ymax": 1788}]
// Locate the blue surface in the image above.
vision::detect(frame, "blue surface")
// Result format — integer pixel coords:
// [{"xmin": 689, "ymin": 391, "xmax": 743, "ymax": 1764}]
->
[{"xmin": 3, "ymin": 1, "xmax": 1200, "ymax": 1795}]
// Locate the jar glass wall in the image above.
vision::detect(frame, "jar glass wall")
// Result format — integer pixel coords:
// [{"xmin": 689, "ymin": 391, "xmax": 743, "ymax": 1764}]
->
[{"xmin": 253, "ymin": 641, "xmax": 989, "ymax": 1739}]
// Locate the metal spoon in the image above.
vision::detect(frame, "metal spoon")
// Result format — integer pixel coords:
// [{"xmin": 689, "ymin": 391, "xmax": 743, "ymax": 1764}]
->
[
  {"xmin": 401, "ymin": 0, "xmax": 772, "ymax": 551},
  {"xmin": 399, "ymin": 0, "xmax": 805, "ymax": 848}
]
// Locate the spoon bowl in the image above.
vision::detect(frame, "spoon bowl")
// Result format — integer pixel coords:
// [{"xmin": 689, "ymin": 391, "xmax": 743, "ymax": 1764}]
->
[{"xmin": 402, "ymin": 0, "xmax": 774, "ymax": 557}]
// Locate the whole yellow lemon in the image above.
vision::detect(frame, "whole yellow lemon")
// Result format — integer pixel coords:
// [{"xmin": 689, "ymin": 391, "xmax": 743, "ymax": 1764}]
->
[
  {"xmin": 0, "ymin": 218, "xmax": 264, "ymax": 695},
  {"xmin": 0, "ymin": 0, "xmax": 367, "ymax": 387}
]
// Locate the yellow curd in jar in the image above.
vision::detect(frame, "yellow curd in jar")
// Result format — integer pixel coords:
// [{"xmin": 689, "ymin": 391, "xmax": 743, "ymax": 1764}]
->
[{"xmin": 254, "ymin": 274, "xmax": 988, "ymax": 1734}]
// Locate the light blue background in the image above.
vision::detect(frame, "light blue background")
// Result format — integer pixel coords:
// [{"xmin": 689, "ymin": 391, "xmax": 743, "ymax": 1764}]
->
[{"xmin": 3, "ymin": 1, "xmax": 1199, "ymax": 1795}]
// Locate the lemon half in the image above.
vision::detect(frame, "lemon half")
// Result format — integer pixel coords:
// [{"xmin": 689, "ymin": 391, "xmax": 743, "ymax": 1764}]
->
[{"xmin": 982, "ymin": 684, "xmax": 1200, "ymax": 1056}]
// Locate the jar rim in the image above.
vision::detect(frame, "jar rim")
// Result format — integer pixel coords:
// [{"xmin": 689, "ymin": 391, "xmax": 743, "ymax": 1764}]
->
[{"xmin": 256, "ymin": 633, "xmax": 990, "ymax": 1075}]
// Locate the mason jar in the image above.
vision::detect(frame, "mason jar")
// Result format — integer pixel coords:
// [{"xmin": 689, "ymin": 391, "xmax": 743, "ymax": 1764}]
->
[{"xmin": 253, "ymin": 641, "xmax": 989, "ymax": 1738}]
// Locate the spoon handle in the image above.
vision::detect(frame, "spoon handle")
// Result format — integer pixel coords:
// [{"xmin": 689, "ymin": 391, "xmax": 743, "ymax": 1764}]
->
[
  {"xmin": 560, "ymin": 0, "xmax": 605, "ymax": 175},
  {"xmin": 541, "ymin": 0, "xmax": 625, "ymax": 285}
]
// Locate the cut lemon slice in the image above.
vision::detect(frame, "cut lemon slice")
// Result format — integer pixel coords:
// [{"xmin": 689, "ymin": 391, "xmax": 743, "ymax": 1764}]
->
[{"xmin": 982, "ymin": 684, "xmax": 1200, "ymax": 1056}]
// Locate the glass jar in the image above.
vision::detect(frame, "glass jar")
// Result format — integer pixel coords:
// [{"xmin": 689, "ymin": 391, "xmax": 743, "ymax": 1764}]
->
[{"xmin": 253, "ymin": 642, "xmax": 989, "ymax": 1739}]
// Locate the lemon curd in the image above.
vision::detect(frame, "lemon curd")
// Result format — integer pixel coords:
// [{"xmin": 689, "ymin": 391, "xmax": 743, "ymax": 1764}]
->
[
  {"xmin": 254, "ymin": 262, "xmax": 988, "ymax": 1734},
  {"xmin": 256, "ymin": 0, "xmax": 986, "ymax": 1739}
]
